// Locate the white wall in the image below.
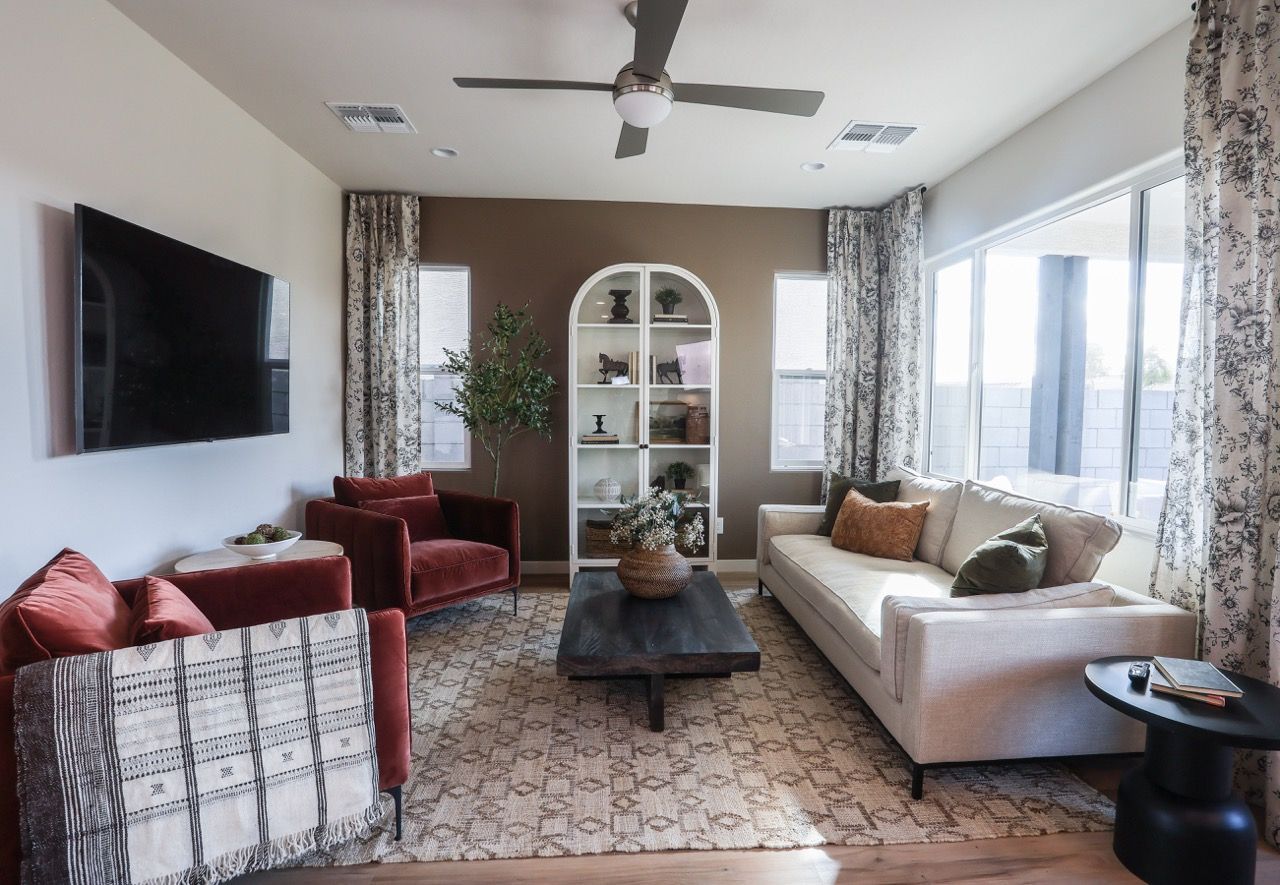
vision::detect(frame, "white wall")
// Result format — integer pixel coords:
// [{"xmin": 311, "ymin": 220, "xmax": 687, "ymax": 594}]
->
[
  {"xmin": 922, "ymin": 22, "xmax": 1188, "ymax": 592},
  {"xmin": 0, "ymin": 0, "xmax": 344, "ymax": 591}
]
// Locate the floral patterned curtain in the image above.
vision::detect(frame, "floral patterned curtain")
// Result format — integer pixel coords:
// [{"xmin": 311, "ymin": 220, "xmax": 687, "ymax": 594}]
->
[
  {"xmin": 824, "ymin": 187, "xmax": 924, "ymax": 489},
  {"xmin": 1150, "ymin": 1, "xmax": 1279, "ymax": 846},
  {"xmin": 344, "ymin": 194, "xmax": 421, "ymax": 477}
]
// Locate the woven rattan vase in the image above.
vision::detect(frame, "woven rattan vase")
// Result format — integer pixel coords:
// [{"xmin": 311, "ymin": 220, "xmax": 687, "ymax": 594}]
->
[{"xmin": 617, "ymin": 545, "xmax": 692, "ymax": 599}]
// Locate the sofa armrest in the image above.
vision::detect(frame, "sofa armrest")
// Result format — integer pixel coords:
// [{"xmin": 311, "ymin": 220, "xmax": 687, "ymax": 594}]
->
[
  {"xmin": 306, "ymin": 498, "xmax": 412, "ymax": 612},
  {"xmin": 366, "ymin": 609, "xmax": 409, "ymax": 790},
  {"xmin": 757, "ymin": 505, "xmax": 825, "ymax": 570},
  {"xmin": 438, "ymin": 490, "xmax": 520, "ymax": 586},
  {"xmin": 0, "ymin": 674, "xmax": 16, "ymax": 882}
]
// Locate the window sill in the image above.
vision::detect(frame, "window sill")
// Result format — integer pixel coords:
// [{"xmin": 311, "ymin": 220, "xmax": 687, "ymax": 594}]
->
[
  {"xmin": 771, "ymin": 465, "xmax": 823, "ymax": 474},
  {"xmin": 421, "ymin": 464, "xmax": 471, "ymax": 472}
]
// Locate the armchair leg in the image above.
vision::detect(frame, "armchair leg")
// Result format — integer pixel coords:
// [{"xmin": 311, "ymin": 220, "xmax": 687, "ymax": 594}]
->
[
  {"xmin": 382, "ymin": 784, "xmax": 403, "ymax": 840},
  {"xmin": 910, "ymin": 762, "xmax": 925, "ymax": 800},
  {"xmin": 512, "ymin": 586, "xmax": 519, "ymax": 616},
  {"xmin": 758, "ymin": 580, "xmax": 764, "ymax": 596}
]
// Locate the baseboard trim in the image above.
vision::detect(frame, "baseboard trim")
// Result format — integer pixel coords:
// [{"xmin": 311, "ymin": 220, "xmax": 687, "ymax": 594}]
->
[
  {"xmin": 712, "ymin": 559, "xmax": 757, "ymax": 573},
  {"xmin": 521, "ymin": 559, "xmax": 757, "ymax": 575}
]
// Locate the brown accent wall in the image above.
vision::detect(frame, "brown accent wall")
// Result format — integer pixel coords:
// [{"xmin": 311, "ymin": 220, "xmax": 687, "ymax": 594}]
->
[{"xmin": 420, "ymin": 197, "xmax": 825, "ymax": 563}]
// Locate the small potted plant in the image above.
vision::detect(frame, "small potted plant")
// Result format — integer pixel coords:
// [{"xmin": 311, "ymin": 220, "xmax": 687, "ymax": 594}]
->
[
  {"xmin": 654, "ymin": 286, "xmax": 683, "ymax": 316},
  {"xmin": 666, "ymin": 461, "xmax": 695, "ymax": 490},
  {"xmin": 610, "ymin": 490, "xmax": 706, "ymax": 599}
]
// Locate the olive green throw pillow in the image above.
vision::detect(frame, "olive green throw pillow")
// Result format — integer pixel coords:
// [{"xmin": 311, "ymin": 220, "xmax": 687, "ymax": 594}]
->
[
  {"xmin": 951, "ymin": 514, "xmax": 1049, "ymax": 594},
  {"xmin": 817, "ymin": 475, "xmax": 901, "ymax": 537}
]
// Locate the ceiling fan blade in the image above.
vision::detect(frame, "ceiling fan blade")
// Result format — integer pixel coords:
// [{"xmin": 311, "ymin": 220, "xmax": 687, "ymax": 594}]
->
[
  {"xmin": 632, "ymin": 0, "xmax": 688, "ymax": 81},
  {"xmin": 615, "ymin": 123, "xmax": 649, "ymax": 159},
  {"xmin": 453, "ymin": 78, "xmax": 612, "ymax": 91},
  {"xmin": 674, "ymin": 83, "xmax": 824, "ymax": 117}
]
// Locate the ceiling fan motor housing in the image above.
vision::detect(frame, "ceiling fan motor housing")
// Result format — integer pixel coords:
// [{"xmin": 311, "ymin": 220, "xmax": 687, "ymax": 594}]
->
[{"xmin": 612, "ymin": 64, "xmax": 674, "ymax": 128}]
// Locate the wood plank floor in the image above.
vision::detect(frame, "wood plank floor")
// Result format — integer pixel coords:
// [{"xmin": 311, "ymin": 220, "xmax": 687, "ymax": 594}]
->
[{"xmin": 245, "ymin": 574, "xmax": 1280, "ymax": 884}]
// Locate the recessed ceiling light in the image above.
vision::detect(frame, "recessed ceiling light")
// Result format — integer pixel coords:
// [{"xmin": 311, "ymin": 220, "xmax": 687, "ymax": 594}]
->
[
  {"xmin": 431, "ymin": 147, "xmax": 459, "ymax": 158},
  {"xmin": 801, "ymin": 161, "xmax": 826, "ymax": 172}
]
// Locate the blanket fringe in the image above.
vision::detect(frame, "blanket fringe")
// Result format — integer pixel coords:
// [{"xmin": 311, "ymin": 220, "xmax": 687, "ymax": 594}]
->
[{"xmin": 138, "ymin": 800, "xmax": 386, "ymax": 885}]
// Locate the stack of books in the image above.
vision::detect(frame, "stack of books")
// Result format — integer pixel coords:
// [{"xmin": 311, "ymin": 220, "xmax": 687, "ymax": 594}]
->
[
  {"xmin": 1149, "ymin": 656, "xmax": 1242, "ymax": 707},
  {"xmin": 626, "ymin": 351, "xmax": 640, "ymax": 382},
  {"xmin": 580, "ymin": 433, "xmax": 619, "ymax": 445},
  {"xmin": 652, "ymin": 314, "xmax": 688, "ymax": 323}
]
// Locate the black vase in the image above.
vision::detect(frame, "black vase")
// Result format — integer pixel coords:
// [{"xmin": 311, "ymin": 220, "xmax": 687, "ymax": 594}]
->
[{"xmin": 608, "ymin": 290, "xmax": 634, "ymax": 324}]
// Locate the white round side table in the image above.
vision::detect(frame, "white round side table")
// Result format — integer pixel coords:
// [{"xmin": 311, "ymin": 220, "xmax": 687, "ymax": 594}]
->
[{"xmin": 173, "ymin": 540, "xmax": 344, "ymax": 574}]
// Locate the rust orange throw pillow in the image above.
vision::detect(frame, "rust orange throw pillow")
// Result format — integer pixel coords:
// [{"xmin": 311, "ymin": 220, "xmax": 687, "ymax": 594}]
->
[
  {"xmin": 830, "ymin": 490, "xmax": 929, "ymax": 561},
  {"xmin": 130, "ymin": 576, "xmax": 216, "ymax": 645}
]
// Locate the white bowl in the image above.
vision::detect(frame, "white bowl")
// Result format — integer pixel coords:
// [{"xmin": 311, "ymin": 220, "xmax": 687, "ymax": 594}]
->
[{"xmin": 221, "ymin": 530, "xmax": 302, "ymax": 560}]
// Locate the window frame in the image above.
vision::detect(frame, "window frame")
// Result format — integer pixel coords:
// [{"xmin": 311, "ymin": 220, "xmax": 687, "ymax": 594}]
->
[
  {"xmin": 418, "ymin": 263, "xmax": 472, "ymax": 472},
  {"xmin": 922, "ymin": 160, "xmax": 1184, "ymax": 533},
  {"xmin": 770, "ymin": 271, "xmax": 829, "ymax": 472}
]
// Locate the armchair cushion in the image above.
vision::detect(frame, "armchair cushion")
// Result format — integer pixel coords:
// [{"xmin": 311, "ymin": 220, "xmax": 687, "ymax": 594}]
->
[
  {"xmin": 410, "ymin": 539, "xmax": 509, "ymax": 606},
  {"xmin": 334, "ymin": 471, "xmax": 435, "ymax": 506},
  {"xmin": 130, "ymin": 576, "xmax": 216, "ymax": 645},
  {"xmin": 0, "ymin": 549, "xmax": 132, "ymax": 674},
  {"xmin": 360, "ymin": 494, "xmax": 451, "ymax": 542}
]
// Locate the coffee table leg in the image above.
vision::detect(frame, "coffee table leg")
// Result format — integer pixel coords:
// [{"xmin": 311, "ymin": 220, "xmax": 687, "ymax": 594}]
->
[{"xmin": 648, "ymin": 674, "xmax": 664, "ymax": 732}]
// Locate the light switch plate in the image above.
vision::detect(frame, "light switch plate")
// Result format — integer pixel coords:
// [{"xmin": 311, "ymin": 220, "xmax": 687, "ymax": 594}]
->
[{"xmin": 716, "ymin": 517, "xmax": 725, "ymax": 535}]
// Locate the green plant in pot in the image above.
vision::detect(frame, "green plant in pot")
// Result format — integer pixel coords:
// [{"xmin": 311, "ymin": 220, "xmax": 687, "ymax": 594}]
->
[
  {"xmin": 438, "ymin": 303, "xmax": 557, "ymax": 495},
  {"xmin": 654, "ymin": 286, "xmax": 683, "ymax": 316},
  {"xmin": 666, "ymin": 461, "xmax": 695, "ymax": 490},
  {"xmin": 610, "ymin": 490, "xmax": 706, "ymax": 599}
]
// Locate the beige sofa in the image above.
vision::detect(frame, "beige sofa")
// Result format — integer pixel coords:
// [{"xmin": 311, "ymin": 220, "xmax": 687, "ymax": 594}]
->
[{"xmin": 756, "ymin": 467, "xmax": 1196, "ymax": 797}]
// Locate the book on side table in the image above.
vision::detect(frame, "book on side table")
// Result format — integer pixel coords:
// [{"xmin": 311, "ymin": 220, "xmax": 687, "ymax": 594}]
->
[{"xmin": 1149, "ymin": 656, "xmax": 1243, "ymax": 707}]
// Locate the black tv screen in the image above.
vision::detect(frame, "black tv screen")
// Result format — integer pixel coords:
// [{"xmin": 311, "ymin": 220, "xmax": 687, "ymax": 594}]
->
[{"xmin": 75, "ymin": 205, "xmax": 289, "ymax": 453}]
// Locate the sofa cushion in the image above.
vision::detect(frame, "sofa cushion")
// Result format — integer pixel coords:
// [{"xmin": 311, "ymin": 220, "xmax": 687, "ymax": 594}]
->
[
  {"xmin": 831, "ymin": 492, "xmax": 929, "ymax": 562},
  {"xmin": 360, "ymin": 494, "xmax": 451, "ymax": 542},
  {"xmin": 884, "ymin": 466, "xmax": 963, "ymax": 566},
  {"xmin": 768, "ymin": 534, "xmax": 953, "ymax": 670},
  {"xmin": 0, "ymin": 549, "xmax": 131, "ymax": 673},
  {"xmin": 879, "ymin": 582, "xmax": 1118, "ymax": 700},
  {"xmin": 941, "ymin": 481, "xmax": 1122, "ymax": 586},
  {"xmin": 409, "ymin": 539, "xmax": 509, "ymax": 605},
  {"xmin": 130, "ymin": 576, "xmax": 216, "ymax": 645},
  {"xmin": 333, "ymin": 471, "xmax": 435, "ymax": 507},
  {"xmin": 817, "ymin": 476, "xmax": 900, "ymax": 536},
  {"xmin": 951, "ymin": 514, "xmax": 1049, "ymax": 594}
]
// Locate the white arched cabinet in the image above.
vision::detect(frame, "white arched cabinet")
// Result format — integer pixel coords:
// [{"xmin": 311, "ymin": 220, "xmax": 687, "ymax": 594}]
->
[{"xmin": 568, "ymin": 263, "xmax": 720, "ymax": 575}]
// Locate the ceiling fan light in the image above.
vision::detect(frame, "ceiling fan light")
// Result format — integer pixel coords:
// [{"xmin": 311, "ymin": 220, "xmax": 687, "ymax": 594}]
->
[{"xmin": 613, "ymin": 85, "xmax": 673, "ymax": 129}]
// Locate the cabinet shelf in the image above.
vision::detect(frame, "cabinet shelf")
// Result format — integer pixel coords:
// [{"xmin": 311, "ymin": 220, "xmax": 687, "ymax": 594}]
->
[
  {"xmin": 650, "ymin": 323, "xmax": 712, "ymax": 330},
  {"xmin": 576, "ymin": 383, "xmax": 639, "ymax": 389}
]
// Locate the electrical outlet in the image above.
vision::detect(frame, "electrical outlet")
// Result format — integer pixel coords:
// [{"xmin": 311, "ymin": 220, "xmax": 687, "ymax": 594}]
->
[{"xmin": 715, "ymin": 517, "xmax": 724, "ymax": 535}]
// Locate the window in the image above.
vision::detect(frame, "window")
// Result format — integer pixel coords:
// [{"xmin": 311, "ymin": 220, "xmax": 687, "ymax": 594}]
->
[
  {"xmin": 772, "ymin": 273, "xmax": 828, "ymax": 470},
  {"xmin": 925, "ymin": 172, "xmax": 1184, "ymax": 523},
  {"xmin": 419, "ymin": 266, "xmax": 470, "ymax": 469}
]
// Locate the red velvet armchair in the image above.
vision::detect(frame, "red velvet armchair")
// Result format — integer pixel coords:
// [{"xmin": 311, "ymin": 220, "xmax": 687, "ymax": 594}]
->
[
  {"xmin": 306, "ymin": 472, "xmax": 521, "ymax": 620},
  {"xmin": 0, "ymin": 556, "xmax": 411, "ymax": 880}
]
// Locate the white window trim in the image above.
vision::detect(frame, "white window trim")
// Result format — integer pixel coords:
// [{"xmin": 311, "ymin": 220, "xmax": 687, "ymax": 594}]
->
[
  {"xmin": 419, "ymin": 264, "xmax": 471, "ymax": 471},
  {"xmin": 922, "ymin": 159, "xmax": 1184, "ymax": 527},
  {"xmin": 771, "ymin": 271, "xmax": 828, "ymax": 472}
]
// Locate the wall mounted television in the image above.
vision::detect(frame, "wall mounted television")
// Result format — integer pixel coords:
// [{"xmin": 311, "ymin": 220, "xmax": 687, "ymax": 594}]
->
[{"xmin": 74, "ymin": 205, "xmax": 290, "ymax": 453}]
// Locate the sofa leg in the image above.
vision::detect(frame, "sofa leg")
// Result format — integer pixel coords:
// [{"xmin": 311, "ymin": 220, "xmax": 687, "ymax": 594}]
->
[
  {"xmin": 910, "ymin": 762, "xmax": 925, "ymax": 800},
  {"xmin": 382, "ymin": 784, "xmax": 403, "ymax": 840},
  {"xmin": 758, "ymin": 581, "xmax": 765, "ymax": 596},
  {"xmin": 512, "ymin": 586, "xmax": 519, "ymax": 616}
]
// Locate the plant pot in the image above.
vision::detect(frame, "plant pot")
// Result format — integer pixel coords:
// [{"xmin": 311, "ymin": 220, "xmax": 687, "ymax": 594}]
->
[
  {"xmin": 617, "ymin": 544, "xmax": 692, "ymax": 599},
  {"xmin": 673, "ymin": 477, "xmax": 687, "ymax": 490},
  {"xmin": 660, "ymin": 303, "xmax": 675, "ymax": 315}
]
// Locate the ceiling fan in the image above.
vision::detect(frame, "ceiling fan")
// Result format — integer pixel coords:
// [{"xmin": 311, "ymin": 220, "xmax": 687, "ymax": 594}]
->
[{"xmin": 454, "ymin": 0, "xmax": 825, "ymax": 159}]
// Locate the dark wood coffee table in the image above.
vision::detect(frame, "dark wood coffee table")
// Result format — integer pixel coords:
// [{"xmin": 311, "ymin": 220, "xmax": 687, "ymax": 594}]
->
[{"xmin": 556, "ymin": 570, "xmax": 761, "ymax": 731}]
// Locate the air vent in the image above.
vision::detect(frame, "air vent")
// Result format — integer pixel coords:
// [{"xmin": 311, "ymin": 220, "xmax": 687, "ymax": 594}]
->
[
  {"xmin": 828, "ymin": 120, "xmax": 920, "ymax": 153},
  {"xmin": 325, "ymin": 102, "xmax": 417, "ymax": 134}
]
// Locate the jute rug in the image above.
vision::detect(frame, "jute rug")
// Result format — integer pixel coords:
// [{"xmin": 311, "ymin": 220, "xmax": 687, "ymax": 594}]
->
[{"xmin": 306, "ymin": 587, "xmax": 1113, "ymax": 865}]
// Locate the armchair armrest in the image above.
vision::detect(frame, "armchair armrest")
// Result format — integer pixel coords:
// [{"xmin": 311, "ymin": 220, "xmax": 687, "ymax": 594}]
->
[
  {"xmin": 757, "ymin": 505, "xmax": 825, "ymax": 570},
  {"xmin": 1, "ymin": 674, "xmax": 16, "ymax": 879},
  {"xmin": 306, "ymin": 499, "xmax": 412, "ymax": 612},
  {"xmin": 438, "ymin": 490, "xmax": 520, "ymax": 585}
]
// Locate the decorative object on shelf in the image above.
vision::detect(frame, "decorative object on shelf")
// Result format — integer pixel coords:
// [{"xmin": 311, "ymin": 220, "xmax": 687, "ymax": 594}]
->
[
  {"xmin": 686, "ymin": 404, "xmax": 710, "ymax": 444},
  {"xmin": 439, "ymin": 303, "xmax": 556, "ymax": 494},
  {"xmin": 655, "ymin": 286, "xmax": 683, "ymax": 316},
  {"xmin": 610, "ymin": 491, "xmax": 705, "ymax": 599},
  {"xmin": 598, "ymin": 353, "xmax": 628, "ymax": 383},
  {"xmin": 581, "ymin": 413, "xmax": 619, "ymax": 445},
  {"xmin": 594, "ymin": 477, "xmax": 622, "ymax": 502},
  {"xmin": 695, "ymin": 463, "xmax": 712, "ymax": 489},
  {"xmin": 652, "ymin": 313, "xmax": 688, "ymax": 324},
  {"xmin": 607, "ymin": 289, "xmax": 634, "ymax": 324},
  {"xmin": 651, "ymin": 475, "xmax": 666, "ymax": 491},
  {"xmin": 655, "ymin": 359, "xmax": 683, "ymax": 384},
  {"xmin": 666, "ymin": 461, "xmax": 695, "ymax": 490},
  {"xmin": 676, "ymin": 340, "xmax": 713, "ymax": 384},
  {"xmin": 585, "ymin": 519, "xmax": 631, "ymax": 558},
  {"xmin": 221, "ymin": 526, "xmax": 302, "ymax": 560},
  {"xmin": 648, "ymin": 400, "xmax": 688, "ymax": 443}
]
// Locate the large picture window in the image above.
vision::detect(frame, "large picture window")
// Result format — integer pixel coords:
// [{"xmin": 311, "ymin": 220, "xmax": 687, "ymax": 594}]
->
[
  {"xmin": 419, "ymin": 265, "xmax": 470, "ymax": 470},
  {"xmin": 772, "ymin": 273, "xmax": 828, "ymax": 470},
  {"xmin": 925, "ymin": 172, "xmax": 1184, "ymax": 523}
]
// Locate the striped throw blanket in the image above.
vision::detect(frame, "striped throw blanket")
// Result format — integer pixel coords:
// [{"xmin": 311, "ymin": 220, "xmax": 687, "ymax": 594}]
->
[{"xmin": 14, "ymin": 609, "xmax": 382, "ymax": 885}]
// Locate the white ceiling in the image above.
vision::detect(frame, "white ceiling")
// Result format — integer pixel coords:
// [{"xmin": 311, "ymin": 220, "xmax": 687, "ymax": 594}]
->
[{"xmin": 108, "ymin": 0, "xmax": 1190, "ymax": 209}]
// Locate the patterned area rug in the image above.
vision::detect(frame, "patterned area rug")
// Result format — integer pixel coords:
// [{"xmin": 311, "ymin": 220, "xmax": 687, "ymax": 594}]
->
[{"xmin": 308, "ymin": 587, "xmax": 1113, "ymax": 864}]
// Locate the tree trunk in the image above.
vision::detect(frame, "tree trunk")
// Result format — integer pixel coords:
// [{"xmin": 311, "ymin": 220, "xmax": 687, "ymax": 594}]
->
[{"xmin": 491, "ymin": 450, "xmax": 502, "ymax": 497}]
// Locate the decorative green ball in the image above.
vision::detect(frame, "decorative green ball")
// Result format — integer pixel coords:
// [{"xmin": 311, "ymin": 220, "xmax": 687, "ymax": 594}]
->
[
  {"xmin": 270, "ymin": 527, "xmax": 290, "ymax": 542},
  {"xmin": 244, "ymin": 532, "xmax": 267, "ymax": 545}
]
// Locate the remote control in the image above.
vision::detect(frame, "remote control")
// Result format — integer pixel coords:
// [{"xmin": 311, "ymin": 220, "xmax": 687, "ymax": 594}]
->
[{"xmin": 1128, "ymin": 661, "xmax": 1150, "ymax": 687}]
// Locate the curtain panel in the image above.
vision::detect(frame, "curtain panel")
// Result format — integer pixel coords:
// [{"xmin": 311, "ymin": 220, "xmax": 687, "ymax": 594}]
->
[
  {"xmin": 1150, "ymin": 0, "xmax": 1280, "ymax": 845},
  {"xmin": 344, "ymin": 194, "xmax": 421, "ymax": 477},
  {"xmin": 824, "ymin": 187, "xmax": 924, "ymax": 489}
]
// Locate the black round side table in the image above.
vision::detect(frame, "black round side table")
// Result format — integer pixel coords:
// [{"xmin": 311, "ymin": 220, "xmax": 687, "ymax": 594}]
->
[{"xmin": 1085, "ymin": 656, "xmax": 1280, "ymax": 885}]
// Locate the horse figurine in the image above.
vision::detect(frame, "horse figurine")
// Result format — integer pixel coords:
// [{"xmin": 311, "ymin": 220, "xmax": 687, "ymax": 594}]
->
[
  {"xmin": 656, "ymin": 359, "xmax": 683, "ymax": 384},
  {"xmin": 598, "ymin": 353, "xmax": 628, "ymax": 383}
]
